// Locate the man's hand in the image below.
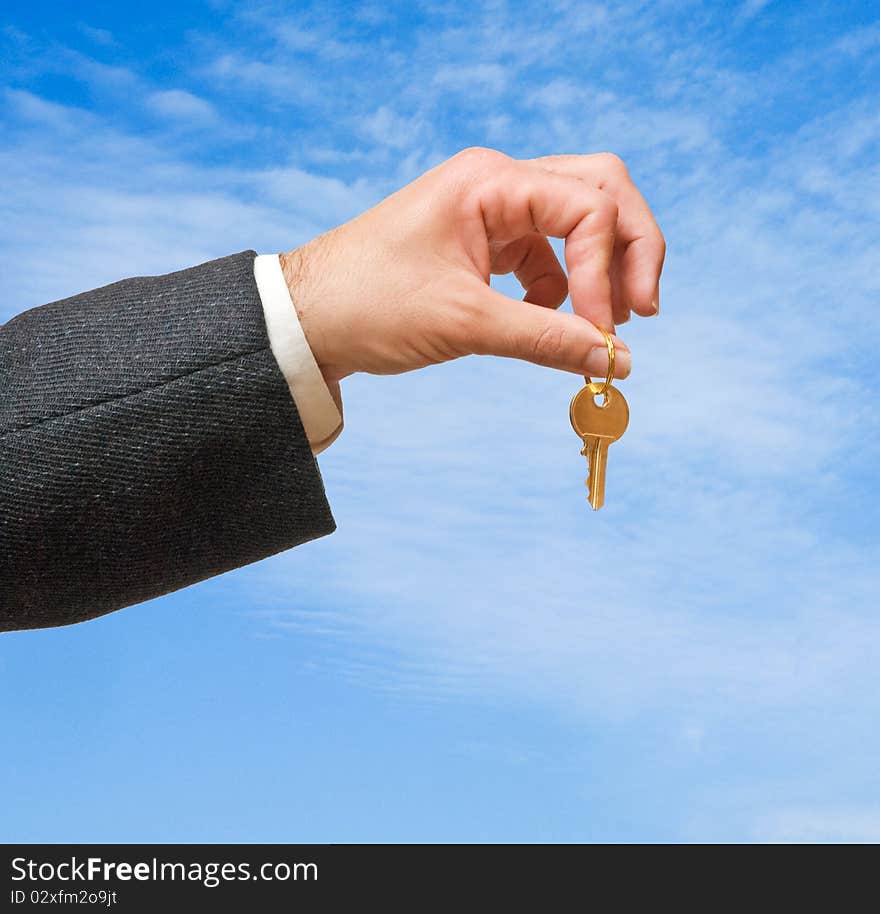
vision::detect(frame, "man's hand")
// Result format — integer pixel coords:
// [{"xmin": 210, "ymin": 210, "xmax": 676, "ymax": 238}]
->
[{"xmin": 279, "ymin": 147, "xmax": 665, "ymax": 386}]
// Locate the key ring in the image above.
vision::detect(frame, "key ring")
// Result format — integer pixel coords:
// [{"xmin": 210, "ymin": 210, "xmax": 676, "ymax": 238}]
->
[{"xmin": 584, "ymin": 326, "xmax": 615, "ymax": 402}]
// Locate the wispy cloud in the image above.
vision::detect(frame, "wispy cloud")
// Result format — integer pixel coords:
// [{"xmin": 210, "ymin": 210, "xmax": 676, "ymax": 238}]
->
[
  {"xmin": 77, "ymin": 24, "xmax": 117, "ymax": 47},
  {"xmin": 736, "ymin": 0, "xmax": 772, "ymax": 24},
  {"xmin": 146, "ymin": 89, "xmax": 217, "ymax": 123},
  {"xmin": 432, "ymin": 63, "xmax": 508, "ymax": 96}
]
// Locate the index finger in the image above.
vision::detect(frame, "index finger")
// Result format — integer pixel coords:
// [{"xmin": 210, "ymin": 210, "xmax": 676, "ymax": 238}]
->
[
  {"xmin": 463, "ymin": 154, "xmax": 621, "ymax": 332},
  {"xmin": 526, "ymin": 153, "xmax": 666, "ymax": 316}
]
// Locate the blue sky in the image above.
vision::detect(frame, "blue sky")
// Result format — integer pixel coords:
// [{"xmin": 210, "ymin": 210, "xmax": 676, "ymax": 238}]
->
[{"xmin": 1, "ymin": 0, "xmax": 878, "ymax": 843}]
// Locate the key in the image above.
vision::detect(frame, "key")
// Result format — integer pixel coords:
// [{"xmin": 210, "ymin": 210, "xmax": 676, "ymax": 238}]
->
[{"xmin": 569, "ymin": 384, "xmax": 629, "ymax": 510}]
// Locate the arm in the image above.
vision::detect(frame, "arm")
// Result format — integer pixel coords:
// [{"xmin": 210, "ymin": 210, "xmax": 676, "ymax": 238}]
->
[
  {"xmin": 1, "ymin": 250, "xmax": 335, "ymax": 632},
  {"xmin": 1, "ymin": 147, "xmax": 664, "ymax": 633}
]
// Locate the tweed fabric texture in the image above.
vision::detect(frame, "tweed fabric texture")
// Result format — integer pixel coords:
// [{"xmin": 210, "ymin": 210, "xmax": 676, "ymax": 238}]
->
[{"xmin": 1, "ymin": 251, "xmax": 336, "ymax": 632}]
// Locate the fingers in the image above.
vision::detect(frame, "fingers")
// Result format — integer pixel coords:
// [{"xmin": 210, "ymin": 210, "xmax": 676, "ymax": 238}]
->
[
  {"xmin": 525, "ymin": 152, "xmax": 665, "ymax": 318},
  {"xmin": 468, "ymin": 282, "xmax": 631, "ymax": 378},
  {"xmin": 491, "ymin": 232, "xmax": 569, "ymax": 309},
  {"xmin": 468, "ymin": 156, "xmax": 621, "ymax": 332}
]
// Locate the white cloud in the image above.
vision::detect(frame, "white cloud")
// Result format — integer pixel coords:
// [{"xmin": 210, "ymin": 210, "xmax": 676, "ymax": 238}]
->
[
  {"xmin": 78, "ymin": 24, "xmax": 116, "ymax": 46},
  {"xmin": 432, "ymin": 63, "xmax": 508, "ymax": 96},
  {"xmin": 832, "ymin": 22, "xmax": 880, "ymax": 57},
  {"xmin": 737, "ymin": 0, "xmax": 772, "ymax": 23},
  {"xmin": 0, "ymin": 90, "xmax": 391, "ymax": 314},
  {"xmin": 64, "ymin": 50, "xmax": 139, "ymax": 92},
  {"xmin": 4, "ymin": 87, "xmax": 93, "ymax": 132},
  {"xmin": 272, "ymin": 21, "xmax": 357, "ymax": 60},
  {"xmin": 252, "ymin": 164, "xmax": 380, "ymax": 218},
  {"xmin": 358, "ymin": 105, "xmax": 427, "ymax": 150},
  {"xmin": 146, "ymin": 89, "xmax": 217, "ymax": 123}
]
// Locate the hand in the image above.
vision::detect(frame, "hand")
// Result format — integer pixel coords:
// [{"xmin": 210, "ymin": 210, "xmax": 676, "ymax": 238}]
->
[{"xmin": 279, "ymin": 146, "xmax": 665, "ymax": 386}]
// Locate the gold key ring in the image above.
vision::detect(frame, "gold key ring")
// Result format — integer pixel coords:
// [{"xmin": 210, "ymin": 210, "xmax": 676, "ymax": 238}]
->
[{"xmin": 584, "ymin": 326, "xmax": 615, "ymax": 401}]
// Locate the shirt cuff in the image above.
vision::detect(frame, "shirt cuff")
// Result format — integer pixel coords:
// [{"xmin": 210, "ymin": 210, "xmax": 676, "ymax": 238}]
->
[{"xmin": 253, "ymin": 253, "xmax": 343, "ymax": 455}]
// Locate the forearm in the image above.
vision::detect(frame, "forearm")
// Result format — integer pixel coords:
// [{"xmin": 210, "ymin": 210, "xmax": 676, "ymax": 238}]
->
[{"xmin": 0, "ymin": 251, "xmax": 335, "ymax": 632}]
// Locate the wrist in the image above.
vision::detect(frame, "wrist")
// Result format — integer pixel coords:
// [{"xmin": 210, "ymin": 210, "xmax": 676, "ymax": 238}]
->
[{"xmin": 279, "ymin": 240, "xmax": 348, "ymax": 387}]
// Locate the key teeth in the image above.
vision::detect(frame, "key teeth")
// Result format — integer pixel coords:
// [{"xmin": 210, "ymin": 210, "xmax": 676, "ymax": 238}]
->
[{"xmin": 584, "ymin": 477, "xmax": 603, "ymax": 510}]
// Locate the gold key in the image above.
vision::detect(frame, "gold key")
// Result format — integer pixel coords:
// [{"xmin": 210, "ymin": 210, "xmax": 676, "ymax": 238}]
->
[
  {"xmin": 570, "ymin": 384, "xmax": 629, "ymax": 509},
  {"xmin": 569, "ymin": 328, "xmax": 629, "ymax": 510}
]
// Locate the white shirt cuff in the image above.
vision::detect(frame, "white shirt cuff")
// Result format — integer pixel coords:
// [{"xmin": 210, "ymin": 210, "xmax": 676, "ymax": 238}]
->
[{"xmin": 253, "ymin": 253, "xmax": 343, "ymax": 455}]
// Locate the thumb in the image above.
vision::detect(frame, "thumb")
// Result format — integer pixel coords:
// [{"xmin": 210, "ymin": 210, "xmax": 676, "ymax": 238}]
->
[{"xmin": 469, "ymin": 284, "xmax": 631, "ymax": 378}]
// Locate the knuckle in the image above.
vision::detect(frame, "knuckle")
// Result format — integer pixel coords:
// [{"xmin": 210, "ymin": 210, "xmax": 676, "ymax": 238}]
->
[
  {"xmin": 595, "ymin": 151, "xmax": 629, "ymax": 176},
  {"xmin": 451, "ymin": 145, "xmax": 509, "ymax": 175},
  {"xmin": 445, "ymin": 147, "xmax": 511, "ymax": 216},
  {"xmin": 530, "ymin": 321, "xmax": 568, "ymax": 365}
]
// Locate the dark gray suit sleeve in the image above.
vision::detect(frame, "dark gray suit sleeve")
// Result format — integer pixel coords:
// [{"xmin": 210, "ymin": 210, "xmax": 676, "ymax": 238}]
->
[{"xmin": 0, "ymin": 250, "xmax": 336, "ymax": 632}]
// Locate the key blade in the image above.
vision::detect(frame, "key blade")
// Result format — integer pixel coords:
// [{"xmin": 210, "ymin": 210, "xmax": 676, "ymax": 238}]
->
[
  {"xmin": 588, "ymin": 439, "xmax": 609, "ymax": 510},
  {"xmin": 581, "ymin": 436, "xmax": 598, "ymax": 495}
]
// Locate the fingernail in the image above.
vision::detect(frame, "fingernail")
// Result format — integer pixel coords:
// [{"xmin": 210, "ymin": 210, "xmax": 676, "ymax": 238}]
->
[
  {"xmin": 651, "ymin": 286, "xmax": 660, "ymax": 314},
  {"xmin": 586, "ymin": 341, "xmax": 631, "ymax": 377}
]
